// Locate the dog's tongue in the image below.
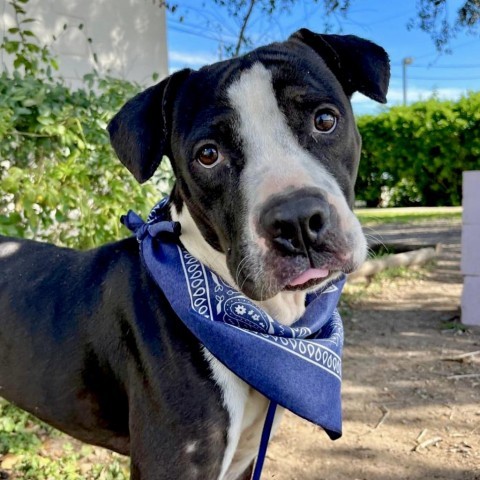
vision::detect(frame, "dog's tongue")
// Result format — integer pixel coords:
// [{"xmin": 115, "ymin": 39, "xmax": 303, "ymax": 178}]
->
[{"xmin": 288, "ymin": 268, "xmax": 330, "ymax": 287}]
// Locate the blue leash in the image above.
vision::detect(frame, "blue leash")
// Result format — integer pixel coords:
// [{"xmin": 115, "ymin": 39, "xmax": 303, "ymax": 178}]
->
[{"xmin": 252, "ymin": 401, "xmax": 278, "ymax": 480}]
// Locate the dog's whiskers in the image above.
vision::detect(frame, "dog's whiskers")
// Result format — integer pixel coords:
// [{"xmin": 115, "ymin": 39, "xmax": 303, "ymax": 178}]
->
[
  {"xmin": 363, "ymin": 228, "xmax": 388, "ymax": 260},
  {"xmin": 235, "ymin": 256, "xmax": 251, "ymax": 287}
]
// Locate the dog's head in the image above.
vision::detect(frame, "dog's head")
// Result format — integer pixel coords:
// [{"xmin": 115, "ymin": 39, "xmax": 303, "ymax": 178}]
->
[{"xmin": 108, "ymin": 29, "xmax": 389, "ymax": 301}]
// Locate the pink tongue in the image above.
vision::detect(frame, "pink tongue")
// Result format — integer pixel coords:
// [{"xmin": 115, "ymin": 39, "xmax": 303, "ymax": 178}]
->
[{"xmin": 289, "ymin": 268, "xmax": 330, "ymax": 287}]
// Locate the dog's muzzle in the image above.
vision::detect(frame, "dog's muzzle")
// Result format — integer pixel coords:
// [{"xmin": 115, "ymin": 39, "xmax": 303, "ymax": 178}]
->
[{"xmin": 242, "ymin": 187, "xmax": 361, "ymax": 296}]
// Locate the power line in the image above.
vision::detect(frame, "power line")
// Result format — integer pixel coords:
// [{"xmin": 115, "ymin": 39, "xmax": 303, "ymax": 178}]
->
[
  {"xmin": 392, "ymin": 75, "xmax": 480, "ymax": 81},
  {"xmin": 169, "ymin": 25, "xmax": 220, "ymax": 42},
  {"xmin": 410, "ymin": 63, "xmax": 480, "ymax": 69},
  {"xmin": 169, "ymin": 23, "xmax": 237, "ymax": 44},
  {"xmin": 397, "ymin": 38, "xmax": 480, "ymax": 63},
  {"xmin": 169, "ymin": 17, "xmax": 239, "ymax": 40},
  {"xmin": 361, "ymin": 8, "xmax": 411, "ymax": 26}
]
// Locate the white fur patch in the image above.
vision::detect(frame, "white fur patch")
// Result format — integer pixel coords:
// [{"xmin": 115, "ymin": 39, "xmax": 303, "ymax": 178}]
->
[
  {"xmin": 0, "ymin": 241, "xmax": 20, "ymax": 258},
  {"xmin": 171, "ymin": 205, "xmax": 234, "ymax": 286},
  {"xmin": 204, "ymin": 349, "xmax": 284, "ymax": 480},
  {"xmin": 227, "ymin": 63, "xmax": 334, "ymax": 204},
  {"xmin": 203, "ymin": 350, "xmax": 249, "ymax": 480},
  {"xmin": 185, "ymin": 441, "xmax": 198, "ymax": 454}
]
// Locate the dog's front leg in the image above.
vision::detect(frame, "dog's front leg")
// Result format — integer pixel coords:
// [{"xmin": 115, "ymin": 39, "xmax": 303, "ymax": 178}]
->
[{"xmin": 128, "ymin": 386, "xmax": 226, "ymax": 480}]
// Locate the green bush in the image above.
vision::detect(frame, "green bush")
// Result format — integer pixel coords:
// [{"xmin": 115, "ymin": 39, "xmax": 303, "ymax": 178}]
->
[
  {"xmin": 0, "ymin": 73, "xmax": 174, "ymax": 248},
  {"xmin": 356, "ymin": 92, "xmax": 480, "ymax": 207}
]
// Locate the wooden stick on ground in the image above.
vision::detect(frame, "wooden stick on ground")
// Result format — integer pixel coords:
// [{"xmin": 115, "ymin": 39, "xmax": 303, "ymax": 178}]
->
[
  {"xmin": 373, "ymin": 405, "xmax": 390, "ymax": 430},
  {"xmin": 416, "ymin": 428, "xmax": 428, "ymax": 442},
  {"xmin": 447, "ymin": 373, "xmax": 480, "ymax": 380},
  {"xmin": 442, "ymin": 350, "xmax": 480, "ymax": 362},
  {"xmin": 413, "ymin": 437, "xmax": 443, "ymax": 452},
  {"xmin": 348, "ymin": 246, "xmax": 439, "ymax": 281}
]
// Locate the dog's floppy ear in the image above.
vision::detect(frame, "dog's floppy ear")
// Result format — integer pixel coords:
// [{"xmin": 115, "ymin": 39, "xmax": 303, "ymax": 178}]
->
[
  {"xmin": 108, "ymin": 68, "xmax": 192, "ymax": 183},
  {"xmin": 289, "ymin": 29, "xmax": 390, "ymax": 104}
]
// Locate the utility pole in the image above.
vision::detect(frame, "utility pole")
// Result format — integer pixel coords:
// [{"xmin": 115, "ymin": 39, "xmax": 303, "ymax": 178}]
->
[{"xmin": 402, "ymin": 57, "xmax": 413, "ymax": 106}]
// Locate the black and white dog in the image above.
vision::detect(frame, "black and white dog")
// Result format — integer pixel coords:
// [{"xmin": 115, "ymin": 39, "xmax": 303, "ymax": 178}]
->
[{"xmin": 0, "ymin": 29, "xmax": 389, "ymax": 480}]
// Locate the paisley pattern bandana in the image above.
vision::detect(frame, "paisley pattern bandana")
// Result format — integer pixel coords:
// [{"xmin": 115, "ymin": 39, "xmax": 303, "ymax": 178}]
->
[{"xmin": 122, "ymin": 198, "xmax": 345, "ymax": 440}]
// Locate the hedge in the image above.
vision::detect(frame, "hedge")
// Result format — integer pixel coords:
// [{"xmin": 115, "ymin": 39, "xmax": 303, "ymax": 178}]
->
[{"xmin": 356, "ymin": 92, "xmax": 480, "ymax": 207}]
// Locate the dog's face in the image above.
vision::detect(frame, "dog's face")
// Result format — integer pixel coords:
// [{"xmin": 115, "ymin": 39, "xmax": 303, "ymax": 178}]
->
[{"xmin": 109, "ymin": 29, "xmax": 390, "ymax": 301}]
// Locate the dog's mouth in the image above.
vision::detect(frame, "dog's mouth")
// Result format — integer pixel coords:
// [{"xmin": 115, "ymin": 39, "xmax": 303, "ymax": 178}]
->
[
  {"xmin": 231, "ymin": 240, "xmax": 357, "ymax": 299},
  {"xmin": 283, "ymin": 267, "xmax": 336, "ymax": 291}
]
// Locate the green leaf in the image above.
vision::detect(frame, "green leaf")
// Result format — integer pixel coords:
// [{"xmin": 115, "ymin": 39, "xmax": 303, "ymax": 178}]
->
[
  {"xmin": 4, "ymin": 40, "xmax": 20, "ymax": 53},
  {"xmin": 12, "ymin": 5, "xmax": 26, "ymax": 14}
]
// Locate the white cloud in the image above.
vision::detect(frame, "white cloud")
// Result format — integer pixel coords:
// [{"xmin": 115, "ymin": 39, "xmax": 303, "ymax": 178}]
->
[{"xmin": 169, "ymin": 50, "xmax": 218, "ymax": 67}]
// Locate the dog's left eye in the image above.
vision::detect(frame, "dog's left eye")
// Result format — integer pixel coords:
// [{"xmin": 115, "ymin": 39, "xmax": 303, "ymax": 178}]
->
[
  {"xmin": 195, "ymin": 144, "xmax": 224, "ymax": 168},
  {"xmin": 314, "ymin": 109, "xmax": 337, "ymax": 133}
]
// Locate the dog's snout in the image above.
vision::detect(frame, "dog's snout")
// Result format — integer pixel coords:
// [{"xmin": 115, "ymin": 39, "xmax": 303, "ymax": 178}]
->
[{"xmin": 260, "ymin": 193, "xmax": 330, "ymax": 255}]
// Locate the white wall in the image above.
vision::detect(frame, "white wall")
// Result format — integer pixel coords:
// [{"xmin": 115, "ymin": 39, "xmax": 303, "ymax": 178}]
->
[
  {"xmin": 0, "ymin": 0, "xmax": 168, "ymax": 86},
  {"xmin": 461, "ymin": 171, "xmax": 480, "ymax": 326}
]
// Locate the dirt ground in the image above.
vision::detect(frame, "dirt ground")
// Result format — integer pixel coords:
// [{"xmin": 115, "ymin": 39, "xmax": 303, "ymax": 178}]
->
[{"xmin": 265, "ymin": 219, "xmax": 480, "ymax": 480}]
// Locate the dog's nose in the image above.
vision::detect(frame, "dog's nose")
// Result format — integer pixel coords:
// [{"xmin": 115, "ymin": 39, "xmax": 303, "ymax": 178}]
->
[{"xmin": 259, "ymin": 192, "xmax": 330, "ymax": 255}]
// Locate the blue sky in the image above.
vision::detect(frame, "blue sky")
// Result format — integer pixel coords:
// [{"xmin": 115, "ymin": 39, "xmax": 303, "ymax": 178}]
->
[{"xmin": 166, "ymin": 0, "xmax": 480, "ymax": 115}]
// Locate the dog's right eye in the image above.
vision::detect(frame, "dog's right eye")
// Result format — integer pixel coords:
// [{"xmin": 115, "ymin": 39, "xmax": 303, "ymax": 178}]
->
[{"xmin": 195, "ymin": 144, "xmax": 224, "ymax": 168}]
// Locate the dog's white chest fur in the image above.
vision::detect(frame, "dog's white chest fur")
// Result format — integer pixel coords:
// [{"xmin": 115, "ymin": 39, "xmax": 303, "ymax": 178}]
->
[{"xmin": 205, "ymin": 351, "xmax": 284, "ymax": 480}]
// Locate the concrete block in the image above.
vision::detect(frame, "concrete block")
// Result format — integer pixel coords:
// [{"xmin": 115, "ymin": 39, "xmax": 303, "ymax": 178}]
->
[
  {"xmin": 463, "ymin": 171, "xmax": 480, "ymax": 225},
  {"xmin": 461, "ymin": 224, "xmax": 480, "ymax": 275},
  {"xmin": 462, "ymin": 275, "xmax": 480, "ymax": 326}
]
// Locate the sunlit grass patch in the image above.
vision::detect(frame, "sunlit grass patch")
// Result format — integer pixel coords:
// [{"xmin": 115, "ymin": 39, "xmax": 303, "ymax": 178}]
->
[
  {"xmin": 355, "ymin": 206, "xmax": 462, "ymax": 226},
  {"xmin": 0, "ymin": 399, "xmax": 129, "ymax": 480}
]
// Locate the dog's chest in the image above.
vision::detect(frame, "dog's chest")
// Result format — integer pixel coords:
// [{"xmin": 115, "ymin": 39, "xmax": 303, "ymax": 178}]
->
[{"xmin": 204, "ymin": 351, "xmax": 284, "ymax": 480}]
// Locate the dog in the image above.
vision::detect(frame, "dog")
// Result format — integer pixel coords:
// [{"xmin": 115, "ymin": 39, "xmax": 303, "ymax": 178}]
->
[{"xmin": 0, "ymin": 29, "xmax": 389, "ymax": 480}]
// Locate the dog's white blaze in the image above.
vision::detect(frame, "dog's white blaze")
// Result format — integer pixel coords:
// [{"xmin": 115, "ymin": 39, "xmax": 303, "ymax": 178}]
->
[
  {"xmin": 227, "ymin": 62, "xmax": 367, "ymax": 277},
  {"xmin": 0, "ymin": 241, "xmax": 20, "ymax": 258},
  {"xmin": 227, "ymin": 63, "xmax": 339, "ymax": 204}
]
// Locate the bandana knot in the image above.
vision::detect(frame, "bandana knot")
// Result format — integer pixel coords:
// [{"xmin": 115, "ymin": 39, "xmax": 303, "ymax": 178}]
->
[{"xmin": 121, "ymin": 198, "xmax": 181, "ymax": 243}]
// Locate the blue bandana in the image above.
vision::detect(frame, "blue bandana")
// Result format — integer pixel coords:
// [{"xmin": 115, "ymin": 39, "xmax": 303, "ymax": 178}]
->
[{"xmin": 122, "ymin": 198, "xmax": 345, "ymax": 440}]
